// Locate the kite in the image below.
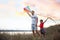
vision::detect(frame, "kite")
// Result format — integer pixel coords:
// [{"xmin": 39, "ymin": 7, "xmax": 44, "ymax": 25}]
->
[{"xmin": 24, "ymin": 6, "xmax": 31, "ymax": 13}]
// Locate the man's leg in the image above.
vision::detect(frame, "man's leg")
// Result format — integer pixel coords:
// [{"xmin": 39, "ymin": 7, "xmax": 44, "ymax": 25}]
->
[
  {"xmin": 35, "ymin": 24, "xmax": 41, "ymax": 37},
  {"xmin": 32, "ymin": 24, "xmax": 36, "ymax": 37},
  {"xmin": 32, "ymin": 30, "xmax": 36, "ymax": 37},
  {"xmin": 36, "ymin": 30, "xmax": 41, "ymax": 37}
]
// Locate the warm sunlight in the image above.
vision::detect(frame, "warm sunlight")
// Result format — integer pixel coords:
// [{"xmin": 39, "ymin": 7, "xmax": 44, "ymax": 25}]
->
[{"xmin": 0, "ymin": 0, "xmax": 60, "ymax": 30}]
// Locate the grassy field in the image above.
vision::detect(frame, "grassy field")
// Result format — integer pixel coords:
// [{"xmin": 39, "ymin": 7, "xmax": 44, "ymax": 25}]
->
[{"xmin": 0, "ymin": 24, "xmax": 60, "ymax": 40}]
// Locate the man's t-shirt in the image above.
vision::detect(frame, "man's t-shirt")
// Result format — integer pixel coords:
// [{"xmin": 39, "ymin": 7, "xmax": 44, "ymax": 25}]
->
[{"xmin": 31, "ymin": 15, "xmax": 38, "ymax": 25}]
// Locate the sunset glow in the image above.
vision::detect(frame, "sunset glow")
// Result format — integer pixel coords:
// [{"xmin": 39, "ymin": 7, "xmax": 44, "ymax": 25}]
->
[{"xmin": 0, "ymin": 0, "xmax": 60, "ymax": 30}]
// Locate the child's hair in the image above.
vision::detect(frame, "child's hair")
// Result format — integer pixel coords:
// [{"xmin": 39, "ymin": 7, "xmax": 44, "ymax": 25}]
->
[{"xmin": 40, "ymin": 19, "xmax": 43, "ymax": 22}]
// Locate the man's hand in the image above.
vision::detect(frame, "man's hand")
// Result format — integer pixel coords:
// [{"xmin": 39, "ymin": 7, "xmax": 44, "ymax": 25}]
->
[{"xmin": 36, "ymin": 24, "xmax": 37, "ymax": 27}]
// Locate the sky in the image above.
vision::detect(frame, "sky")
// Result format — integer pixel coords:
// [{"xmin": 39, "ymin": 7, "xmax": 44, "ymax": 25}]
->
[{"xmin": 0, "ymin": 0, "xmax": 60, "ymax": 30}]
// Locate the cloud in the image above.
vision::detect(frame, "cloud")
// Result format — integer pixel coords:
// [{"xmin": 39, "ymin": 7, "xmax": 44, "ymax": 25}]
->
[{"xmin": 25, "ymin": 0, "xmax": 60, "ymax": 20}]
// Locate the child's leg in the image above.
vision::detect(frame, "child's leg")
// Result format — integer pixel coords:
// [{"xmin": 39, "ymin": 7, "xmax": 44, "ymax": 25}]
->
[
  {"xmin": 41, "ymin": 32, "xmax": 46, "ymax": 40},
  {"xmin": 43, "ymin": 33, "xmax": 46, "ymax": 38},
  {"xmin": 41, "ymin": 29, "xmax": 46, "ymax": 40}
]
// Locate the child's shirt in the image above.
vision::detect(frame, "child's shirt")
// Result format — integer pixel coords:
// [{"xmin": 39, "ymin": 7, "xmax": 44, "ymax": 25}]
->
[{"xmin": 39, "ymin": 22, "xmax": 44, "ymax": 29}]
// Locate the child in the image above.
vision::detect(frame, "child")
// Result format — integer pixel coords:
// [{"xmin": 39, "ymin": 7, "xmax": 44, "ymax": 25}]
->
[{"xmin": 39, "ymin": 17, "xmax": 49, "ymax": 39}]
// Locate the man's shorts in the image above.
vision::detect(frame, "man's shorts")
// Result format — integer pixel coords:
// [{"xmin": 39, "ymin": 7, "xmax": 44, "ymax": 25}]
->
[
  {"xmin": 40, "ymin": 28, "xmax": 46, "ymax": 34},
  {"xmin": 32, "ymin": 24, "xmax": 37, "ymax": 30}
]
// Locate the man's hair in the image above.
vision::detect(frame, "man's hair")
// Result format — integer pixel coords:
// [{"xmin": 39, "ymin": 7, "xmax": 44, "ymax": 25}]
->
[{"xmin": 31, "ymin": 10, "xmax": 34, "ymax": 12}]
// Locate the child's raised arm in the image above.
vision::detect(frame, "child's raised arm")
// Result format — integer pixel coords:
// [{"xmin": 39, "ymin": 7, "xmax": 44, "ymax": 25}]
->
[{"xmin": 44, "ymin": 17, "xmax": 49, "ymax": 23}]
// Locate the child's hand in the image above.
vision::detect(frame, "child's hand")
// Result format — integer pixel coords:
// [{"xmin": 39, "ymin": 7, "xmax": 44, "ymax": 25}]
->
[{"xmin": 37, "ymin": 25, "xmax": 39, "ymax": 27}]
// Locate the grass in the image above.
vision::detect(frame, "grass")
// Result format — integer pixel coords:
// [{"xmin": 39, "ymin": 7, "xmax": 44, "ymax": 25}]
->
[{"xmin": 0, "ymin": 24, "xmax": 60, "ymax": 40}]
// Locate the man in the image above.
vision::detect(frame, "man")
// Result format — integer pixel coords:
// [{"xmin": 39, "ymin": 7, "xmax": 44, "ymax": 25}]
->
[{"xmin": 27, "ymin": 10, "xmax": 40, "ymax": 37}]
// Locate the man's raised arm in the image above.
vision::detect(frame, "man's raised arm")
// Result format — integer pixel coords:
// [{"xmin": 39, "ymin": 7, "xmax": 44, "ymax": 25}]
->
[{"xmin": 27, "ymin": 12, "xmax": 32, "ymax": 17}]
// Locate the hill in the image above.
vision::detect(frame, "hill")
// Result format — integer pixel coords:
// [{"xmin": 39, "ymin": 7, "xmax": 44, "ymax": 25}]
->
[{"xmin": 46, "ymin": 24, "xmax": 60, "ymax": 40}]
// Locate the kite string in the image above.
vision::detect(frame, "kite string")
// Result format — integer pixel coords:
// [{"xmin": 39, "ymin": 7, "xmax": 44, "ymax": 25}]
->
[
  {"xmin": 37, "ymin": 14, "xmax": 56, "ymax": 23},
  {"xmin": 48, "ymin": 17, "xmax": 56, "ymax": 23}
]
